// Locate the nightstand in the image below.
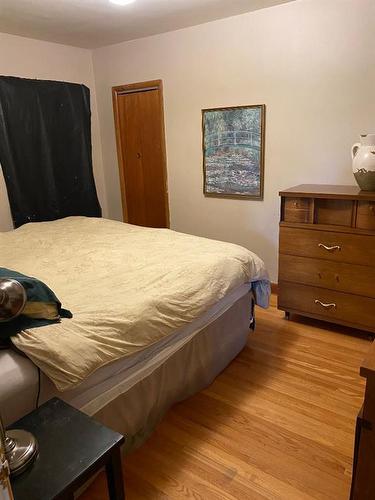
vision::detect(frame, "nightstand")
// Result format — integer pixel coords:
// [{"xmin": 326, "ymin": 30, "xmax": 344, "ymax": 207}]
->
[{"xmin": 9, "ymin": 398, "xmax": 125, "ymax": 500}]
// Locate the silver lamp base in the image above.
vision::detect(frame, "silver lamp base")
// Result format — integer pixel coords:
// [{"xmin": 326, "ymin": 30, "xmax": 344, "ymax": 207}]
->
[{"xmin": 5, "ymin": 429, "xmax": 38, "ymax": 476}]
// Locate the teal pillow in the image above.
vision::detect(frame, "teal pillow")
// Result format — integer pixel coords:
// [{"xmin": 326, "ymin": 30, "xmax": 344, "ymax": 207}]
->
[{"xmin": 0, "ymin": 268, "xmax": 72, "ymax": 340}]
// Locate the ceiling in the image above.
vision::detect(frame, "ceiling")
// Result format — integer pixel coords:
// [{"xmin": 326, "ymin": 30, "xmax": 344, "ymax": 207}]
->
[{"xmin": 0, "ymin": 0, "xmax": 295, "ymax": 49}]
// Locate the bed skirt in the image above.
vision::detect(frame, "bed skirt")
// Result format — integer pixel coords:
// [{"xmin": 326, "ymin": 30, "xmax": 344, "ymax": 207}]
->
[{"xmin": 92, "ymin": 292, "xmax": 252, "ymax": 454}]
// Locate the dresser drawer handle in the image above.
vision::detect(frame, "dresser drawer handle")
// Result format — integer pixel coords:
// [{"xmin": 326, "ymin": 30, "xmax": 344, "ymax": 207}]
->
[
  {"xmin": 318, "ymin": 243, "xmax": 341, "ymax": 252},
  {"xmin": 315, "ymin": 299, "xmax": 336, "ymax": 309}
]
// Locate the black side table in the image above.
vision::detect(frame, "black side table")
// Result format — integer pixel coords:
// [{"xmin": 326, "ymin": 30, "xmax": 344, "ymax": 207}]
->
[{"xmin": 9, "ymin": 398, "xmax": 125, "ymax": 500}]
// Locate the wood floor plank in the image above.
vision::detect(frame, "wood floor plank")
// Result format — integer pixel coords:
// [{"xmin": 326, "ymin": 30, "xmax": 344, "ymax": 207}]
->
[
  {"xmin": 171, "ymin": 393, "xmax": 353, "ymax": 478},
  {"xmin": 79, "ymin": 294, "xmax": 368, "ymax": 499},
  {"xmin": 224, "ymin": 360, "xmax": 364, "ymax": 418},
  {"xmin": 205, "ymin": 380, "xmax": 356, "ymax": 457},
  {"xmin": 241, "ymin": 346, "xmax": 364, "ymax": 391},
  {"xmin": 154, "ymin": 421, "xmax": 316, "ymax": 500},
  {"xmin": 162, "ymin": 410, "xmax": 348, "ymax": 500}
]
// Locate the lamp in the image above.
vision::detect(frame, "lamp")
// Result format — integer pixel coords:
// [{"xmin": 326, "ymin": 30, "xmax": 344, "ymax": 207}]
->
[
  {"xmin": 0, "ymin": 279, "xmax": 26, "ymax": 322},
  {"xmin": 0, "ymin": 279, "xmax": 38, "ymax": 475},
  {"xmin": 0, "ymin": 430, "xmax": 14, "ymax": 500}
]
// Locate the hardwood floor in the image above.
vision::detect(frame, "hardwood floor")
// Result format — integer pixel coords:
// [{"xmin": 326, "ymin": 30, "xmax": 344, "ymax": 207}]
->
[{"xmin": 80, "ymin": 295, "xmax": 370, "ymax": 499}]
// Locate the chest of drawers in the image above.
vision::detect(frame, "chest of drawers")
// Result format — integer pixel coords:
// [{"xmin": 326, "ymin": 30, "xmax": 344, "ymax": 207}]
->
[{"xmin": 278, "ymin": 184, "xmax": 375, "ymax": 334}]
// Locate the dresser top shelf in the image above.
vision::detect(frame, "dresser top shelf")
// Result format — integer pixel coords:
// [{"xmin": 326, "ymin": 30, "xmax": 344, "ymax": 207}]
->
[{"xmin": 280, "ymin": 184, "xmax": 375, "ymax": 200}]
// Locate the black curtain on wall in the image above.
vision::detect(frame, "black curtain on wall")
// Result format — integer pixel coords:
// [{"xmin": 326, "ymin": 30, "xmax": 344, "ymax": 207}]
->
[{"xmin": 0, "ymin": 76, "xmax": 101, "ymax": 228}]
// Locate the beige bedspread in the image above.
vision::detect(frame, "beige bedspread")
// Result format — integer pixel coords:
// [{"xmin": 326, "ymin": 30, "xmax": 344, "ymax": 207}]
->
[{"xmin": 1, "ymin": 217, "xmax": 268, "ymax": 391}]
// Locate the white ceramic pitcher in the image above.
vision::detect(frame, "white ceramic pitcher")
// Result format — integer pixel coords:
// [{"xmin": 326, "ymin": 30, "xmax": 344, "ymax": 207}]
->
[{"xmin": 352, "ymin": 134, "xmax": 375, "ymax": 191}]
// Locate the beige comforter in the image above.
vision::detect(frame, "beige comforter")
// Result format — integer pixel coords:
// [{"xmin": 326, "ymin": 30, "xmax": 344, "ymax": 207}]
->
[{"xmin": 1, "ymin": 217, "xmax": 268, "ymax": 391}]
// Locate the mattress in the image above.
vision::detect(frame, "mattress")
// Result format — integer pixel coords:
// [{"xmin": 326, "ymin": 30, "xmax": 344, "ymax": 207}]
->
[
  {"xmin": 1, "ymin": 216, "xmax": 269, "ymax": 390},
  {"xmin": 0, "ymin": 283, "xmax": 253, "ymax": 425}
]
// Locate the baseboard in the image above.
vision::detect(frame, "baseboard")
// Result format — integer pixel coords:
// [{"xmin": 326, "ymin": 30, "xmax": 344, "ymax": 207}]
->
[{"xmin": 271, "ymin": 282, "xmax": 278, "ymax": 295}]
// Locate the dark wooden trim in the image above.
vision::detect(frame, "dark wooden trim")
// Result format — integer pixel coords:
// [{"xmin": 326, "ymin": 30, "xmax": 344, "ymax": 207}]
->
[
  {"xmin": 351, "ymin": 200, "xmax": 358, "ymax": 228},
  {"xmin": 106, "ymin": 446, "xmax": 125, "ymax": 500},
  {"xmin": 277, "ymin": 303, "xmax": 375, "ymax": 335},
  {"xmin": 271, "ymin": 282, "xmax": 278, "ymax": 295},
  {"xmin": 360, "ymin": 340, "xmax": 375, "ymax": 379},
  {"xmin": 112, "ymin": 86, "xmax": 128, "ymax": 223},
  {"xmin": 351, "ymin": 349, "xmax": 375, "ymax": 499},
  {"xmin": 280, "ymin": 221, "xmax": 375, "ymax": 237},
  {"xmin": 112, "ymin": 79, "xmax": 170, "ymax": 227},
  {"xmin": 279, "ymin": 184, "xmax": 375, "ymax": 201},
  {"xmin": 202, "ymin": 104, "xmax": 266, "ymax": 201},
  {"xmin": 112, "ymin": 79, "xmax": 163, "ymax": 94}
]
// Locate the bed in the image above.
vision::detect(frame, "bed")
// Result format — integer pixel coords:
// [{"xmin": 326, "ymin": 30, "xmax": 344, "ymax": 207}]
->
[{"xmin": 0, "ymin": 217, "xmax": 269, "ymax": 451}]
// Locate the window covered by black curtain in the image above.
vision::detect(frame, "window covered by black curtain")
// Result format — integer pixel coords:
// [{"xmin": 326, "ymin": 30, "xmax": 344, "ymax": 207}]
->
[{"xmin": 0, "ymin": 76, "xmax": 101, "ymax": 228}]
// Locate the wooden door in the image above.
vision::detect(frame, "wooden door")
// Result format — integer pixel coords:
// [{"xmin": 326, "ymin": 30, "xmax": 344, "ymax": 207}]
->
[{"xmin": 113, "ymin": 80, "xmax": 169, "ymax": 227}]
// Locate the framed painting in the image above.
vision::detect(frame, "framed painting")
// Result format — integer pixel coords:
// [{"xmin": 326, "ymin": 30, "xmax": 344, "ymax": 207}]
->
[{"xmin": 202, "ymin": 104, "xmax": 265, "ymax": 200}]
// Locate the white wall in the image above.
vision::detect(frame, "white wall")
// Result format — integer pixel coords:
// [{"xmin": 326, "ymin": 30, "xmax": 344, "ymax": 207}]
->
[
  {"xmin": 92, "ymin": 0, "xmax": 375, "ymax": 281},
  {"xmin": 0, "ymin": 32, "xmax": 108, "ymax": 231}
]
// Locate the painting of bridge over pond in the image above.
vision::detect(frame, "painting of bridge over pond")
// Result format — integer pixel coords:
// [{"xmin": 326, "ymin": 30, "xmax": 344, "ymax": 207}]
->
[{"xmin": 202, "ymin": 104, "xmax": 265, "ymax": 199}]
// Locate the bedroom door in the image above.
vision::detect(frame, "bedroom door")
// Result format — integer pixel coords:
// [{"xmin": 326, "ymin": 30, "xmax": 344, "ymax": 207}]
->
[{"xmin": 112, "ymin": 80, "xmax": 169, "ymax": 228}]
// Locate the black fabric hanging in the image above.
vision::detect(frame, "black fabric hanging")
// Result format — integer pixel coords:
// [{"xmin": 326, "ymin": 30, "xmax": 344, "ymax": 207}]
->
[{"xmin": 0, "ymin": 76, "xmax": 101, "ymax": 228}]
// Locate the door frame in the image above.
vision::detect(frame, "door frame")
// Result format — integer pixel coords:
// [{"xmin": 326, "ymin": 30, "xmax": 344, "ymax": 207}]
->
[{"xmin": 112, "ymin": 79, "xmax": 170, "ymax": 227}]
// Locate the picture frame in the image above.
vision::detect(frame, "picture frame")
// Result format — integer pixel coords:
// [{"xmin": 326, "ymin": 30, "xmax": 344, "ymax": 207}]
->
[{"xmin": 202, "ymin": 104, "xmax": 265, "ymax": 200}]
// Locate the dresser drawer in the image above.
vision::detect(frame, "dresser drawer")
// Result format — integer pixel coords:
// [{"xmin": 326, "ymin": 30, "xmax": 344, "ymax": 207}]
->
[
  {"xmin": 283, "ymin": 197, "xmax": 312, "ymax": 223},
  {"xmin": 278, "ymin": 282, "xmax": 375, "ymax": 331},
  {"xmin": 314, "ymin": 198, "xmax": 353, "ymax": 226},
  {"xmin": 279, "ymin": 226, "xmax": 375, "ymax": 266},
  {"xmin": 279, "ymin": 254, "xmax": 375, "ymax": 298},
  {"xmin": 356, "ymin": 201, "xmax": 375, "ymax": 231}
]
